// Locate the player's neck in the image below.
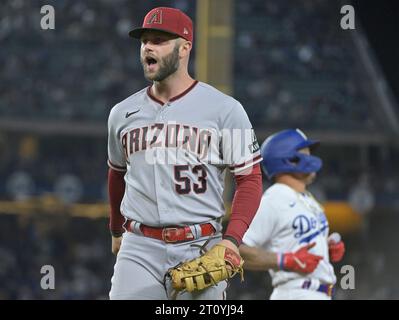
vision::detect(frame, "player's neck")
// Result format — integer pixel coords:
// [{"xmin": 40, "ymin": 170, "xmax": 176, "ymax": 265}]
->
[
  {"xmin": 276, "ymin": 175, "xmax": 306, "ymax": 193},
  {"xmin": 151, "ymin": 70, "xmax": 195, "ymax": 103}
]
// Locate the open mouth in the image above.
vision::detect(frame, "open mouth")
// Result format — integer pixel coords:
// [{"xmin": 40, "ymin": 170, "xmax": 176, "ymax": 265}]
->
[{"xmin": 145, "ymin": 57, "xmax": 158, "ymax": 66}]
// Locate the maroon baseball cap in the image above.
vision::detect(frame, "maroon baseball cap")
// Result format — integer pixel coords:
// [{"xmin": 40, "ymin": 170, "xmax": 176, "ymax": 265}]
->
[{"xmin": 129, "ymin": 7, "xmax": 193, "ymax": 42}]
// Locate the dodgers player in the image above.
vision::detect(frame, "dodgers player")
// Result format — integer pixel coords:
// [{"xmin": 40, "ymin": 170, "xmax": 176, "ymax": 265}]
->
[
  {"xmin": 240, "ymin": 129, "xmax": 345, "ymax": 300},
  {"xmin": 107, "ymin": 7, "xmax": 263, "ymax": 300}
]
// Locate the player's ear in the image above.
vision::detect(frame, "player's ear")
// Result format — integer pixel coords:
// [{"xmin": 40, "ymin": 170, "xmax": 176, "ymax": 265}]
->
[{"xmin": 178, "ymin": 39, "xmax": 192, "ymax": 58}]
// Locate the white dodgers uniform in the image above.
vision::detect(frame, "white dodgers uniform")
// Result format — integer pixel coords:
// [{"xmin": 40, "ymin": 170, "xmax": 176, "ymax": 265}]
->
[
  {"xmin": 108, "ymin": 81, "xmax": 261, "ymax": 299},
  {"xmin": 243, "ymin": 183, "xmax": 336, "ymax": 300}
]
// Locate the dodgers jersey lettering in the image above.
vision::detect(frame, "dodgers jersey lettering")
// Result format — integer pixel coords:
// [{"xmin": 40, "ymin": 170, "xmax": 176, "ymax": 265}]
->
[
  {"xmin": 107, "ymin": 81, "xmax": 261, "ymax": 226},
  {"xmin": 243, "ymin": 183, "xmax": 336, "ymax": 287}
]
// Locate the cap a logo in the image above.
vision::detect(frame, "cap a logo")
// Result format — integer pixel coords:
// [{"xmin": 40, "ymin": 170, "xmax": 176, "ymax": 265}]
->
[
  {"xmin": 147, "ymin": 9, "xmax": 162, "ymax": 25},
  {"xmin": 183, "ymin": 27, "xmax": 189, "ymax": 35}
]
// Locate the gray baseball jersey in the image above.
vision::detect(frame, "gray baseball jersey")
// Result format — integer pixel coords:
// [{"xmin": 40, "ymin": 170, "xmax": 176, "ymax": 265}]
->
[{"xmin": 107, "ymin": 81, "xmax": 261, "ymax": 227}]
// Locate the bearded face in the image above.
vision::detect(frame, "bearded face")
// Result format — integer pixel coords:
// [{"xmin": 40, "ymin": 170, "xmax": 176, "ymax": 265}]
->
[{"xmin": 140, "ymin": 34, "xmax": 180, "ymax": 82}]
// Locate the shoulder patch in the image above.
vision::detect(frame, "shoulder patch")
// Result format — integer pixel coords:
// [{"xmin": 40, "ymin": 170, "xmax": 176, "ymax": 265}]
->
[{"xmin": 249, "ymin": 128, "xmax": 260, "ymax": 154}]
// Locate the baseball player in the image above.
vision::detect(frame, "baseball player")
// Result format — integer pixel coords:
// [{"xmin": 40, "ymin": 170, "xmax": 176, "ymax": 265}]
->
[
  {"xmin": 240, "ymin": 129, "xmax": 345, "ymax": 300},
  {"xmin": 107, "ymin": 7, "xmax": 263, "ymax": 300}
]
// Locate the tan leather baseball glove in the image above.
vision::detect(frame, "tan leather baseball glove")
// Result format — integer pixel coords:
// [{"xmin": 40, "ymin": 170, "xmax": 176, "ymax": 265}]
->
[{"xmin": 167, "ymin": 244, "xmax": 244, "ymax": 292}]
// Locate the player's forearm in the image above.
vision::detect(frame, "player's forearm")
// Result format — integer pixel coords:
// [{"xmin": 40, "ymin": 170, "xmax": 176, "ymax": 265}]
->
[
  {"xmin": 223, "ymin": 164, "xmax": 263, "ymax": 246},
  {"xmin": 108, "ymin": 168, "xmax": 126, "ymax": 236},
  {"xmin": 239, "ymin": 244, "xmax": 278, "ymax": 271}
]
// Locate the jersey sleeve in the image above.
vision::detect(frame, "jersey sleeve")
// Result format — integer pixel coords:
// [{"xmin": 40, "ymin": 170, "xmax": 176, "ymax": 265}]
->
[
  {"xmin": 107, "ymin": 107, "xmax": 127, "ymax": 172},
  {"xmin": 221, "ymin": 100, "xmax": 262, "ymax": 174},
  {"xmin": 242, "ymin": 194, "xmax": 277, "ymax": 247}
]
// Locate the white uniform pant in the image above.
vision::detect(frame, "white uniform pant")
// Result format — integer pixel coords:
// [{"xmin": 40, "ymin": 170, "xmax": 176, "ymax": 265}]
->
[{"xmin": 270, "ymin": 279, "xmax": 332, "ymax": 300}]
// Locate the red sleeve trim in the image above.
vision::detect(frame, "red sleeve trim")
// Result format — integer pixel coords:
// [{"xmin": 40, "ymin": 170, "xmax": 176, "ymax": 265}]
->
[
  {"xmin": 229, "ymin": 155, "xmax": 262, "ymax": 174},
  {"xmin": 223, "ymin": 164, "xmax": 263, "ymax": 246},
  {"xmin": 229, "ymin": 155, "xmax": 262, "ymax": 170},
  {"xmin": 107, "ymin": 159, "xmax": 127, "ymax": 172}
]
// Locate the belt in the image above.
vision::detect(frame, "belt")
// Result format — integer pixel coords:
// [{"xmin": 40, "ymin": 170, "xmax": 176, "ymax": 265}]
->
[
  {"xmin": 124, "ymin": 219, "xmax": 216, "ymax": 243},
  {"xmin": 302, "ymin": 280, "xmax": 335, "ymax": 297}
]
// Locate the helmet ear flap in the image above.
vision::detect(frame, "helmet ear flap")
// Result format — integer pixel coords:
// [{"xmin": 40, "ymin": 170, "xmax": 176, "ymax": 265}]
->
[
  {"xmin": 281, "ymin": 153, "xmax": 322, "ymax": 174},
  {"xmin": 287, "ymin": 156, "xmax": 300, "ymax": 166},
  {"xmin": 295, "ymin": 153, "xmax": 323, "ymax": 174}
]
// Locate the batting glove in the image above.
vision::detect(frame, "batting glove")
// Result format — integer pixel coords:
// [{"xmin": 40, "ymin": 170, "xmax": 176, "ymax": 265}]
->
[
  {"xmin": 328, "ymin": 233, "xmax": 345, "ymax": 263},
  {"xmin": 278, "ymin": 242, "xmax": 323, "ymax": 274}
]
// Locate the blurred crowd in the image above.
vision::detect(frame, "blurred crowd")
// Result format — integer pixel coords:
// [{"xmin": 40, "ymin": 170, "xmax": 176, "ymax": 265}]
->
[
  {"xmin": 0, "ymin": 0, "xmax": 375, "ymax": 129},
  {"xmin": 0, "ymin": 214, "xmax": 113, "ymax": 299},
  {"xmin": 0, "ymin": 0, "xmax": 194, "ymax": 121},
  {"xmin": 234, "ymin": 0, "xmax": 375, "ymax": 130},
  {"xmin": 0, "ymin": 133, "xmax": 107, "ymax": 202}
]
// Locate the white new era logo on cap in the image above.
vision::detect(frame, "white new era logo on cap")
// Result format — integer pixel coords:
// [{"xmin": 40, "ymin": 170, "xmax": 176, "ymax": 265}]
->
[{"xmin": 183, "ymin": 27, "xmax": 189, "ymax": 34}]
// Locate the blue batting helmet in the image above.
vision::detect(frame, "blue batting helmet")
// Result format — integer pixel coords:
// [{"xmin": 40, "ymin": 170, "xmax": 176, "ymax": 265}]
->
[{"xmin": 260, "ymin": 129, "xmax": 322, "ymax": 179}]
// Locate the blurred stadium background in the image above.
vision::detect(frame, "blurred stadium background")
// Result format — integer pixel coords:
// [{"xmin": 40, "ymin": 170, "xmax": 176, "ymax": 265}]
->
[{"xmin": 1, "ymin": 0, "xmax": 399, "ymax": 299}]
